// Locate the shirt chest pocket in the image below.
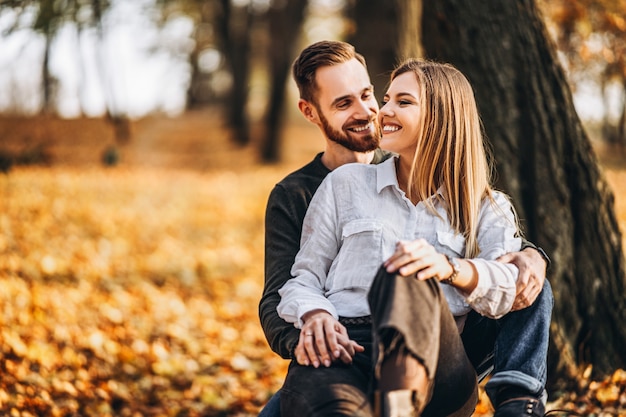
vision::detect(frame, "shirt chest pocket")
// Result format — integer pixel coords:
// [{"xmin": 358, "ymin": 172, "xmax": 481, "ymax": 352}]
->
[
  {"xmin": 327, "ymin": 220, "xmax": 385, "ymax": 292},
  {"xmin": 436, "ymin": 230, "xmax": 466, "ymax": 257}
]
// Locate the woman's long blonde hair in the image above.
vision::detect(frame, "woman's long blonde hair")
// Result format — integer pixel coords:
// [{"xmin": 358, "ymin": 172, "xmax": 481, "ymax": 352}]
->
[{"xmin": 391, "ymin": 59, "xmax": 503, "ymax": 257}]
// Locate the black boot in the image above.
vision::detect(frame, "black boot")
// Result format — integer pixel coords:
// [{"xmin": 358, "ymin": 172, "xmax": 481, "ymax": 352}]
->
[{"xmin": 493, "ymin": 388, "xmax": 545, "ymax": 417}]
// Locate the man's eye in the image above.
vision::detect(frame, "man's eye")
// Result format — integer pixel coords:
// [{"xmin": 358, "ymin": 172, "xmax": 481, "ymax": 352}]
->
[{"xmin": 380, "ymin": 100, "xmax": 388, "ymax": 106}]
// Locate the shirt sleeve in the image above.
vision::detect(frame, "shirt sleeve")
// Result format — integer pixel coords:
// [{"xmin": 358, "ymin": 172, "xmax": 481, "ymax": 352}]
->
[
  {"xmin": 259, "ymin": 185, "xmax": 304, "ymax": 358},
  {"xmin": 277, "ymin": 176, "xmax": 341, "ymax": 328},
  {"xmin": 464, "ymin": 191, "xmax": 522, "ymax": 318}
]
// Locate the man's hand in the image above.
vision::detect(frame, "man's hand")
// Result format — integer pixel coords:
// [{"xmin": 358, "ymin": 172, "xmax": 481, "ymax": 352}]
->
[
  {"xmin": 497, "ymin": 247, "xmax": 547, "ymax": 311},
  {"xmin": 294, "ymin": 309, "xmax": 364, "ymax": 367}
]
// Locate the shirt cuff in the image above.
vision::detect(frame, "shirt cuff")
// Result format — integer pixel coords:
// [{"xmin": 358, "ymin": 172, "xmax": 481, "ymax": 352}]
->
[
  {"xmin": 296, "ymin": 302, "xmax": 338, "ymax": 328},
  {"xmin": 464, "ymin": 258, "xmax": 517, "ymax": 318}
]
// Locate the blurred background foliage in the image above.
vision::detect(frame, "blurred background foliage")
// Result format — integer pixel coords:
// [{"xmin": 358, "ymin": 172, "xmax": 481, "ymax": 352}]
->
[{"xmin": 0, "ymin": 0, "xmax": 625, "ymax": 161}]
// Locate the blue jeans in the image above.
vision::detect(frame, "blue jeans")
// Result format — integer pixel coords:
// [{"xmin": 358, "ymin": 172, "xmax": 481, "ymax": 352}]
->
[
  {"xmin": 483, "ymin": 279, "xmax": 553, "ymax": 405},
  {"xmin": 258, "ymin": 391, "xmax": 280, "ymax": 417},
  {"xmin": 259, "ymin": 279, "xmax": 553, "ymax": 416}
]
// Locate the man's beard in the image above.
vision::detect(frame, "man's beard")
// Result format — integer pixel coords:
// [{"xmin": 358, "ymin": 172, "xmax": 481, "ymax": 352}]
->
[{"xmin": 318, "ymin": 109, "xmax": 381, "ymax": 153}]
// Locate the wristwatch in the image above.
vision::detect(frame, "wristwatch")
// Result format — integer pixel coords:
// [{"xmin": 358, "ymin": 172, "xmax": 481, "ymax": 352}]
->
[{"xmin": 442, "ymin": 255, "xmax": 461, "ymax": 285}]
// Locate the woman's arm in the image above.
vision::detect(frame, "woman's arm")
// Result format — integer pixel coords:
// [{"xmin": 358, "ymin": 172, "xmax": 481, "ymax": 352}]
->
[
  {"xmin": 277, "ymin": 176, "xmax": 341, "ymax": 327},
  {"xmin": 383, "ymin": 191, "xmax": 521, "ymax": 318}
]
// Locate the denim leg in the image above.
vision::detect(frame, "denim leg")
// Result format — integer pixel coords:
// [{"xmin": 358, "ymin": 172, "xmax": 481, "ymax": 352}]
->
[
  {"xmin": 258, "ymin": 391, "xmax": 281, "ymax": 417},
  {"xmin": 485, "ymin": 279, "xmax": 554, "ymax": 405}
]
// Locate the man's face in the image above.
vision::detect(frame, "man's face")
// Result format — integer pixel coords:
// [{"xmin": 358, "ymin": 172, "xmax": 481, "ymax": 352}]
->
[{"xmin": 309, "ymin": 59, "xmax": 381, "ymax": 152}]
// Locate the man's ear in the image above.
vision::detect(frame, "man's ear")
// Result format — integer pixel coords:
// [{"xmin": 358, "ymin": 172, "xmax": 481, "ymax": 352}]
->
[{"xmin": 298, "ymin": 99, "xmax": 318, "ymax": 123}]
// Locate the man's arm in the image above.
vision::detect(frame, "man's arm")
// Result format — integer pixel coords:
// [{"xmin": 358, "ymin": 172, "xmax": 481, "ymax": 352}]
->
[
  {"xmin": 259, "ymin": 185, "xmax": 303, "ymax": 359},
  {"xmin": 497, "ymin": 238, "xmax": 550, "ymax": 311}
]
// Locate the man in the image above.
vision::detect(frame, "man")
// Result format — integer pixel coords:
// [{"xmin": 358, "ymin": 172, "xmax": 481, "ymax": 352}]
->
[{"xmin": 259, "ymin": 40, "xmax": 552, "ymax": 417}]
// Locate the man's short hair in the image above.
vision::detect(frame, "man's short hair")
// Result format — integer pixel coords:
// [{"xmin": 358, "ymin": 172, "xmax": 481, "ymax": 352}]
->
[{"xmin": 292, "ymin": 40, "xmax": 367, "ymax": 104}]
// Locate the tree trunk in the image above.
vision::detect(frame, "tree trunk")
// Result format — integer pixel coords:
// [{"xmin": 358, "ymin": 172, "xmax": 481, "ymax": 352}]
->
[
  {"xmin": 346, "ymin": 0, "xmax": 399, "ymax": 102},
  {"xmin": 41, "ymin": 33, "xmax": 54, "ymax": 114},
  {"xmin": 217, "ymin": 0, "xmax": 252, "ymax": 146},
  {"xmin": 422, "ymin": 0, "xmax": 626, "ymax": 390},
  {"xmin": 260, "ymin": 0, "xmax": 307, "ymax": 163},
  {"xmin": 186, "ymin": 1, "xmax": 216, "ymax": 109}
]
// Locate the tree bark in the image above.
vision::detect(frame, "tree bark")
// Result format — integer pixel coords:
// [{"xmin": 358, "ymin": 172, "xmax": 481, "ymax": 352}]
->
[{"xmin": 422, "ymin": 0, "xmax": 626, "ymax": 389}]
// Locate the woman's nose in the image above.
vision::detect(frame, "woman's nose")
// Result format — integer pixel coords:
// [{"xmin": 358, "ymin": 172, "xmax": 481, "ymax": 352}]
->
[{"xmin": 379, "ymin": 102, "xmax": 392, "ymax": 116}]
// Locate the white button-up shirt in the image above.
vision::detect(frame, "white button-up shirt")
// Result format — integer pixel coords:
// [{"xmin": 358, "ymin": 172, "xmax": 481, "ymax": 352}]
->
[{"xmin": 277, "ymin": 156, "xmax": 521, "ymax": 329}]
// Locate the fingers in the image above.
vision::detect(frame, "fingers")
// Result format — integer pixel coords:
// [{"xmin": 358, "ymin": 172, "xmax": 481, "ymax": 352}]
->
[
  {"xmin": 384, "ymin": 239, "xmax": 433, "ymax": 276},
  {"xmin": 512, "ymin": 276, "xmax": 541, "ymax": 310},
  {"xmin": 496, "ymin": 252, "xmax": 513, "ymax": 263},
  {"xmin": 333, "ymin": 334, "xmax": 365, "ymax": 364},
  {"xmin": 384, "ymin": 240, "xmax": 451, "ymax": 281},
  {"xmin": 500, "ymin": 249, "xmax": 547, "ymax": 311},
  {"xmin": 294, "ymin": 334, "xmax": 313, "ymax": 366},
  {"xmin": 295, "ymin": 316, "xmax": 363, "ymax": 367},
  {"xmin": 336, "ymin": 331, "xmax": 366, "ymax": 362}
]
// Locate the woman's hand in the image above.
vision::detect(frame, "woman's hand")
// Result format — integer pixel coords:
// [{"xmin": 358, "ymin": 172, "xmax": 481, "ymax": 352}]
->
[
  {"xmin": 295, "ymin": 309, "xmax": 365, "ymax": 367},
  {"xmin": 383, "ymin": 239, "xmax": 453, "ymax": 280}
]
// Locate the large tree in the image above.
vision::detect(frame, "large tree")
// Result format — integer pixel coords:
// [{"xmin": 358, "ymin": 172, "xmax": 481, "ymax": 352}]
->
[{"xmin": 421, "ymin": 0, "xmax": 626, "ymax": 389}]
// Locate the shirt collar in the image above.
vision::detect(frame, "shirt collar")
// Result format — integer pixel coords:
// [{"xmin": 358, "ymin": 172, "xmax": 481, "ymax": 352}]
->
[
  {"xmin": 375, "ymin": 155, "xmax": 446, "ymax": 201},
  {"xmin": 376, "ymin": 155, "xmax": 400, "ymax": 193}
]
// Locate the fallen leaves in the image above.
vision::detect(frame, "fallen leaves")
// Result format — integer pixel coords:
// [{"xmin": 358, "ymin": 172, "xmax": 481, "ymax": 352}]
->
[
  {"xmin": 1, "ymin": 164, "xmax": 625, "ymax": 416},
  {"xmin": 0, "ymin": 166, "xmax": 288, "ymax": 416}
]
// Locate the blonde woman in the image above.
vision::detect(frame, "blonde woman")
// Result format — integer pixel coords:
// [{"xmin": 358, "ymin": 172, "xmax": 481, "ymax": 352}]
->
[{"xmin": 277, "ymin": 59, "xmax": 551, "ymax": 417}]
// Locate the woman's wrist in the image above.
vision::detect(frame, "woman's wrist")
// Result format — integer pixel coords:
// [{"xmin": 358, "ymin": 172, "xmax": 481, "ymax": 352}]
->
[
  {"xmin": 442, "ymin": 258, "xmax": 478, "ymax": 293},
  {"xmin": 441, "ymin": 255, "xmax": 460, "ymax": 284}
]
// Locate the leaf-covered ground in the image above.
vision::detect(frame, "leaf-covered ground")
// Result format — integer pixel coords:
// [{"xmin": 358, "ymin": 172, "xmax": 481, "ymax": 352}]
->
[
  {"xmin": 1, "ymin": 165, "xmax": 625, "ymax": 416},
  {"xmin": 1, "ymin": 114, "xmax": 625, "ymax": 416},
  {"xmin": 0, "ymin": 167, "xmax": 290, "ymax": 416}
]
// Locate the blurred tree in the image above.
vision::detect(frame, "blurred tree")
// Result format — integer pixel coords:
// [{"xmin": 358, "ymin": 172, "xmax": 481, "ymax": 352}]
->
[
  {"xmin": 160, "ymin": 0, "xmax": 221, "ymax": 108},
  {"xmin": 422, "ymin": 0, "xmax": 626, "ymax": 389},
  {"xmin": 346, "ymin": 0, "xmax": 422, "ymax": 100},
  {"xmin": 260, "ymin": 0, "xmax": 308, "ymax": 162},
  {"xmin": 215, "ymin": 0, "xmax": 254, "ymax": 146},
  {"xmin": 538, "ymin": 0, "xmax": 626, "ymax": 150},
  {"xmin": 345, "ymin": 0, "xmax": 398, "ymax": 100},
  {"xmin": 2, "ymin": 0, "xmax": 114, "ymax": 116},
  {"xmin": 158, "ymin": 0, "xmax": 258, "ymax": 146},
  {"xmin": 32, "ymin": 0, "xmax": 57, "ymax": 114},
  {"xmin": 2, "ymin": 0, "xmax": 65, "ymax": 114}
]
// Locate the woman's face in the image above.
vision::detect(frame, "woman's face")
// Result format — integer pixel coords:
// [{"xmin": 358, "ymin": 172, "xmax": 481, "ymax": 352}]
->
[{"xmin": 379, "ymin": 72, "xmax": 421, "ymax": 158}]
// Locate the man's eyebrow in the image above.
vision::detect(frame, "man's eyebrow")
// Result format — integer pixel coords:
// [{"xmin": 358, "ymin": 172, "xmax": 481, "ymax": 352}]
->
[{"xmin": 330, "ymin": 85, "xmax": 374, "ymax": 108}]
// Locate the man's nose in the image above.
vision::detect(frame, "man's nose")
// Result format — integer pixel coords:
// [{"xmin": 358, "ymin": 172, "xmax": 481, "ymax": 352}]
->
[{"xmin": 355, "ymin": 99, "xmax": 377, "ymax": 119}]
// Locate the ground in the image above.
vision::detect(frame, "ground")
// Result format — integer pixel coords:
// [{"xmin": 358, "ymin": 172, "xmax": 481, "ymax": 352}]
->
[{"xmin": 0, "ymin": 110, "xmax": 625, "ymax": 416}]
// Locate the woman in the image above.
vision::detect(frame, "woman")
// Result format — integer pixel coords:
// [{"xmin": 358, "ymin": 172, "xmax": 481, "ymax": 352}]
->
[{"xmin": 277, "ymin": 59, "xmax": 522, "ymax": 417}]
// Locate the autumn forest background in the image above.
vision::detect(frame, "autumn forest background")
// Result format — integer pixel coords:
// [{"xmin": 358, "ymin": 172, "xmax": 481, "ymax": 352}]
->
[{"xmin": 1, "ymin": 0, "xmax": 626, "ymax": 416}]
